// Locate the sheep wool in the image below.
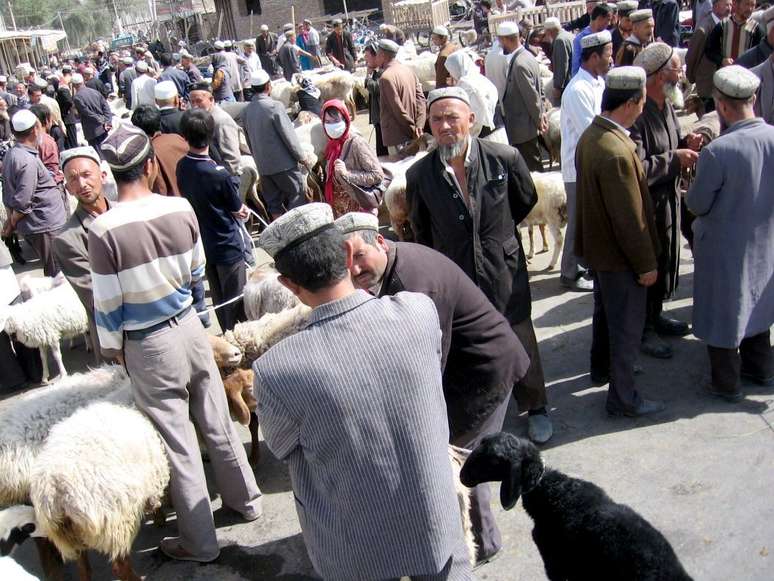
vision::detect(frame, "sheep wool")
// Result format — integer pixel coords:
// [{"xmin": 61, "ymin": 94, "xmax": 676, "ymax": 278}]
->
[
  {"xmin": 30, "ymin": 401, "xmax": 169, "ymax": 561},
  {"xmin": 225, "ymin": 303, "xmax": 313, "ymax": 364},
  {"xmin": 521, "ymin": 171, "xmax": 567, "ymax": 269},
  {"xmin": 243, "ymin": 266, "xmax": 299, "ymax": 321},
  {"xmin": 0, "ymin": 366, "xmax": 129, "ymax": 505}
]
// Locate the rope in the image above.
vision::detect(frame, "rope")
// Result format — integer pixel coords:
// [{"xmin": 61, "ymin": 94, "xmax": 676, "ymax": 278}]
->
[{"xmin": 199, "ymin": 292, "xmax": 246, "ymax": 314}]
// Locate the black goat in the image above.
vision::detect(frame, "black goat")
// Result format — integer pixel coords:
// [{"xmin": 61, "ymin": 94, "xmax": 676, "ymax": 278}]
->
[{"xmin": 460, "ymin": 433, "xmax": 694, "ymax": 581}]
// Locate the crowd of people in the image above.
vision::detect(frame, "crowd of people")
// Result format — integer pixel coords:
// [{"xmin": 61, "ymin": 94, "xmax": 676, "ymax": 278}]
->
[{"xmin": 0, "ymin": 1, "xmax": 773, "ymax": 579}]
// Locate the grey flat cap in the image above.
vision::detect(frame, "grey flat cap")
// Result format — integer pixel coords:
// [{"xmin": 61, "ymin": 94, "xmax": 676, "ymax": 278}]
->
[
  {"xmin": 633, "ymin": 42, "xmax": 674, "ymax": 75},
  {"xmin": 713, "ymin": 65, "xmax": 760, "ymax": 99},
  {"xmin": 580, "ymin": 30, "xmax": 612, "ymax": 49},
  {"xmin": 260, "ymin": 203, "xmax": 335, "ymax": 258},
  {"xmin": 60, "ymin": 146, "xmax": 101, "ymax": 170},
  {"xmin": 334, "ymin": 212, "xmax": 379, "ymax": 235},
  {"xmin": 427, "ymin": 86, "xmax": 471, "ymax": 108},
  {"xmin": 605, "ymin": 65, "xmax": 646, "ymax": 90},
  {"xmin": 630, "ymin": 9, "xmax": 653, "ymax": 22},
  {"xmin": 617, "ymin": 0, "xmax": 639, "ymax": 14},
  {"xmin": 378, "ymin": 39, "xmax": 400, "ymax": 54}
]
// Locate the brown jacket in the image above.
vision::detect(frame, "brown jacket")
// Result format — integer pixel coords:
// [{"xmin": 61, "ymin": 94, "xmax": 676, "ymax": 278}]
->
[
  {"xmin": 435, "ymin": 42, "xmax": 460, "ymax": 89},
  {"xmin": 151, "ymin": 133, "xmax": 188, "ymax": 196},
  {"xmin": 685, "ymin": 15, "xmax": 718, "ymax": 98},
  {"xmin": 378, "ymin": 60, "xmax": 427, "ymax": 147},
  {"xmin": 575, "ymin": 116, "xmax": 659, "ymax": 274}
]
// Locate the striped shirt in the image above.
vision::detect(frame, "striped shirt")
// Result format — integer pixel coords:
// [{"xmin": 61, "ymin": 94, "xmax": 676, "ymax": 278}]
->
[{"xmin": 88, "ymin": 194, "xmax": 205, "ymax": 358}]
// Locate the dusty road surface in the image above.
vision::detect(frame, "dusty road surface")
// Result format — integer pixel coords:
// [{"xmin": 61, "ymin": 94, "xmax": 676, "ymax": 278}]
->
[{"xmin": 4, "ymin": 112, "xmax": 773, "ymax": 580}]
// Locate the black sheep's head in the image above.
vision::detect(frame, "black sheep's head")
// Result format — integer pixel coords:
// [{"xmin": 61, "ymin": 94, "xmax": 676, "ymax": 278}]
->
[{"xmin": 460, "ymin": 432, "xmax": 544, "ymax": 511}]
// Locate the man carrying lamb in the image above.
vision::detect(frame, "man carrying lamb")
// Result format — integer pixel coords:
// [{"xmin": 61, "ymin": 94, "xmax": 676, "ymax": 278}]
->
[{"xmin": 253, "ymin": 203, "xmax": 473, "ymax": 581}]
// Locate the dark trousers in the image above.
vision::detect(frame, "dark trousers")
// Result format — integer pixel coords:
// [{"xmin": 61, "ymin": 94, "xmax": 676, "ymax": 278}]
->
[
  {"xmin": 64, "ymin": 123, "xmax": 79, "ymax": 150},
  {"xmin": 206, "ymin": 260, "xmax": 247, "ymax": 332},
  {"xmin": 0, "ymin": 295, "xmax": 43, "ymax": 388},
  {"xmin": 511, "ymin": 317, "xmax": 548, "ymax": 411},
  {"xmin": 514, "ymin": 137, "xmax": 544, "ymax": 172},
  {"xmin": 707, "ymin": 331, "xmax": 773, "ymax": 393},
  {"xmin": 88, "ymin": 132, "xmax": 107, "ymax": 157},
  {"xmin": 681, "ymin": 201, "xmax": 695, "ymax": 250},
  {"xmin": 261, "ymin": 167, "xmax": 306, "ymax": 216},
  {"xmin": 375, "ymin": 123, "xmax": 388, "ymax": 157},
  {"xmin": 450, "ymin": 393, "xmax": 509, "ymax": 560},
  {"xmin": 25, "ymin": 229, "xmax": 63, "ymax": 276},
  {"xmin": 591, "ymin": 271, "xmax": 646, "ymax": 411}
]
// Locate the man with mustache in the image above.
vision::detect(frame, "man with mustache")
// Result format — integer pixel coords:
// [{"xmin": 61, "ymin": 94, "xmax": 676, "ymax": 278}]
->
[{"xmin": 630, "ymin": 43, "xmax": 703, "ymax": 360}]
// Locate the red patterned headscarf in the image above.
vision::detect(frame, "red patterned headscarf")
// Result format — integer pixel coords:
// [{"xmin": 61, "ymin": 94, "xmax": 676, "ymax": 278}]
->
[{"xmin": 322, "ymin": 99, "xmax": 351, "ymax": 205}]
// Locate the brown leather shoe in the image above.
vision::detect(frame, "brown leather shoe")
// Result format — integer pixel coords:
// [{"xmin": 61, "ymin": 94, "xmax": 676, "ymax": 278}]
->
[{"xmin": 159, "ymin": 537, "xmax": 219, "ymax": 563}]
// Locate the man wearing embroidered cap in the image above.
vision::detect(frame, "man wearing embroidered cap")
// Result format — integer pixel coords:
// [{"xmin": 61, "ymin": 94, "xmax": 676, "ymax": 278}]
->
[
  {"xmin": 256, "ymin": 24, "xmax": 279, "ymax": 75},
  {"xmin": 687, "ymin": 65, "xmax": 774, "ymax": 401},
  {"xmin": 737, "ymin": 4, "xmax": 774, "ymax": 67},
  {"xmin": 89, "ymin": 124, "xmax": 263, "ymax": 563},
  {"xmin": 571, "ymin": 2, "xmax": 614, "ymax": 76},
  {"xmin": 686, "ymin": 0, "xmax": 732, "ymax": 115},
  {"xmin": 118, "ymin": 56, "xmax": 138, "ymax": 108},
  {"xmin": 543, "ymin": 17, "xmax": 575, "ymax": 101},
  {"xmin": 154, "ymin": 80, "xmax": 184, "ymax": 136},
  {"xmin": 616, "ymin": 9, "xmax": 655, "ymax": 65},
  {"xmin": 630, "ymin": 43, "xmax": 702, "ymax": 359},
  {"xmin": 431, "ymin": 25, "xmax": 461, "ymax": 89},
  {"xmin": 559, "ymin": 29, "xmax": 613, "ymax": 292},
  {"xmin": 130, "ymin": 60, "xmax": 157, "ymax": 110},
  {"xmin": 52, "ymin": 147, "xmax": 111, "ymax": 361},
  {"xmin": 705, "ymin": 0, "xmax": 763, "ymax": 67},
  {"xmin": 407, "ymin": 88, "xmax": 554, "ymax": 444},
  {"xmin": 1, "ymin": 110, "xmax": 67, "ymax": 276},
  {"xmin": 612, "ymin": 0, "xmax": 639, "ymax": 56},
  {"xmin": 377, "ymin": 38, "xmax": 427, "ymax": 155},
  {"xmin": 335, "ymin": 211, "xmax": 529, "ymax": 565},
  {"xmin": 254, "ymin": 203, "xmax": 472, "ymax": 580},
  {"xmin": 575, "ymin": 66, "xmax": 666, "ymax": 417}
]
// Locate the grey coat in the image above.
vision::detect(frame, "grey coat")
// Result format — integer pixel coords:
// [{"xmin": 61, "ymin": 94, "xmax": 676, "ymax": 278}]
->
[
  {"xmin": 686, "ymin": 118, "xmax": 774, "ymax": 348},
  {"xmin": 502, "ymin": 46, "xmax": 545, "ymax": 144},
  {"xmin": 243, "ymin": 94, "xmax": 305, "ymax": 176},
  {"xmin": 551, "ymin": 30, "xmax": 575, "ymax": 93},
  {"xmin": 73, "ymin": 86, "xmax": 112, "ymax": 141},
  {"xmin": 253, "ymin": 290, "xmax": 466, "ymax": 580},
  {"xmin": 752, "ymin": 58, "xmax": 774, "ymax": 123}
]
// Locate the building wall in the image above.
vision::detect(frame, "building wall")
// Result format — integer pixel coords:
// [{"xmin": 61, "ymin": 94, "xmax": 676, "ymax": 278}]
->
[{"xmin": 224, "ymin": 0, "xmax": 327, "ymax": 39}]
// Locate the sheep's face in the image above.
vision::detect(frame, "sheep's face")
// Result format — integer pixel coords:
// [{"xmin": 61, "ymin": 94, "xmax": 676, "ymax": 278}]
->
[
  {"xmin": 208, "ymin": 335, "xmax": 243, "ymax": 369},
  {"xmin": 461, "ymin": 433, "xmax": 544, "ymax": 511},
  {"xmin": 223, "ymin": 368, "xmax": 255, "ymax": 425}
]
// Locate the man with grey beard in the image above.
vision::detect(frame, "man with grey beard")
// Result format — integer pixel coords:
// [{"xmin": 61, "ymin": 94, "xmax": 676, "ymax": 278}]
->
[
  {"xmin": 630, "ymin": 43, "xmax": 703, "ymax": 360},
  {"xmin": 406, "ymin": 87, "xmax": 554, "ymax": 445}
]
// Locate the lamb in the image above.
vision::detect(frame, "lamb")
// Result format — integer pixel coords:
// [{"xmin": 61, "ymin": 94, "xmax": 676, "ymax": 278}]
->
[
  {"xmin": 521, "ymin": 171, "xmax": 567, "ymax": 270},
  {"xmin": 541, "ymin": 107, "xmax": 562, "ymax": 168},
  {"xmin": 293, "ymin": 69, "xmax": 358, "ymax": 118},
  {"xmin": 403, "ymin": 51, "xmax": 438, "ymax": 93},
  {"xmin": 222, "ymin": 368, "xmax": 261, "ymax": 465},
  {"xmin": 243, "ymin": 263, "xmax": 299, "ymax": 321},
  {"xmin": 382, "ymin": 150, "xmax": 430, "ymax": 241},
  {"xmin": 460, "ymin": 433, "xmax": 694, "ymax": 581},
  {"xmin": 0, "ymin": 278, "xmax": 89, "ymax": 382},
  {"xmin": 30, "ymin": 401, "xmax": 169, "ymax": 581}
]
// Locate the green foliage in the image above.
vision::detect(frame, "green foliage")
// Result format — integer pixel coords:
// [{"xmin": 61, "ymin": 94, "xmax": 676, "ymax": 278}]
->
[{"xmin": 3, "ymin": 0, "xmax": 116, "ymax": 48}]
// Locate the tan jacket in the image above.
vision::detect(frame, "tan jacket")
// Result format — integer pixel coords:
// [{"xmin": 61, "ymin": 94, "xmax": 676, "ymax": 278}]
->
[
  {"xmin": 685, "ymin": 16, "xmax": 718, "ymax": 98},
  {"xmin": 575, "ymin": 116, "xmax": 660, "ymax": 274},
  {"xmin": 378, "ymin": 60, "xmax": 427, "ymax": 147},
  {"xmin": 435, "ymin": 42, "xmax": 460, "ymax": 89}
]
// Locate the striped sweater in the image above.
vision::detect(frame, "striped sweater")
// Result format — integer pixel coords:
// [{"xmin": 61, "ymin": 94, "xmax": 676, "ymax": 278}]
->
[{"xmin": 88, "ymin": 194, "xmax": 205, "ymax": 358}]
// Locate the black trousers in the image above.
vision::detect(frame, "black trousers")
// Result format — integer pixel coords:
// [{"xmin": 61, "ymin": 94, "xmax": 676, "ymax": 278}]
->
[
  {"xmin": 591, "ymin": 271, "xmax": 647, "ymax": 411},
  {"xmin": 514, "ymin": 137, "xmax": 544, "ymax": 172},
  {"xmin": 707, "ymin": 331, "xmax": 773, "ymax": 392},
  {"xmin": 511, "ymin": 317, "xmax": 548, "ymax": 411},
  {"xmin": 64, "ymin": 123, "xmax": 79, "ymax": 150},
  {"xmin": 206, "ymin": 260, "xmax": 247, "ymax": 332},
  {"xmin": 450, "ymin": 393, "xmax": 509, "ymax": 561},
  {"xmin": 374, "ymin": 123, "xmax": 388, "ymax": 157}
]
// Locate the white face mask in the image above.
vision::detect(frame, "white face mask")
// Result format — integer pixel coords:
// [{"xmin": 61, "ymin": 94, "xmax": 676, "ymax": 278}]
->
[{"xmin": 325, "ymin": 120, "xmax": 347, "ymax": 139}]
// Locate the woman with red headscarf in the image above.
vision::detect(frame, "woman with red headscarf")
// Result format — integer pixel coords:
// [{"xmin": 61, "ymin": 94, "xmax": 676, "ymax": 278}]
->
[{"xmin": 322, "ymin": 99, "xmax": 385, "ymax": 218}]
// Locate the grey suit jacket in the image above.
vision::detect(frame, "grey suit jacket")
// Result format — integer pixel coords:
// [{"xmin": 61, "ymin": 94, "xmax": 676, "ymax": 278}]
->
[
  {"xmin": 253, "ymin": 290, "xmax": 465, "ymax": 580},
  {"xmin": 243, "ymin": 94, "xmax": 305, "ymax": 176},
  {"xmin": 552, "ymin": 30, "xmax": 575, "ymax": 92},
  {"xmin": 73, "ymin": 86, "xmax": 112, "ymax": 141},
  {"xmin": 502, "ymin": 46, "xmax": 545, "ymax": 144}
]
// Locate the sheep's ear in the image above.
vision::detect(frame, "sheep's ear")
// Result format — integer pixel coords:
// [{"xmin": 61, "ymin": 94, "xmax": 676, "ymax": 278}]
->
[{"xmin": 500, "ymin": 463, "xmax": 522, "ymax": 511}]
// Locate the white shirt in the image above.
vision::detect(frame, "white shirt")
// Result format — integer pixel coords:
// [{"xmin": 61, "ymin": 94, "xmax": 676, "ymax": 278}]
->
[
  {"xmin": 131, "ymin": 74, "xmax": 157, "ymax": 110},
  {"xmin": 246, "ymin": 51, "xmax": 262, "ymax": 73},
  {"xmin": 307, "ymin": 26, "xmax": 321, "ymax": 47},
  {"xmin": 560, "ymin": 66, "xmax": 605, "ymax": 182}
]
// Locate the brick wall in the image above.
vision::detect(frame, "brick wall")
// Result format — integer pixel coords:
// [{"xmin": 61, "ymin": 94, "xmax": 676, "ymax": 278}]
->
[{"xmin": 225, "ymin": 0, "xmax": 327, "ymax": 39}]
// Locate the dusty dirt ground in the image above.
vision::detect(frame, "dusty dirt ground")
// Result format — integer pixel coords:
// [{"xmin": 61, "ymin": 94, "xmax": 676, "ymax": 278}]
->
[{"xmin": 4, "ymin": 111, "xmax": 773, "ymax": 580}]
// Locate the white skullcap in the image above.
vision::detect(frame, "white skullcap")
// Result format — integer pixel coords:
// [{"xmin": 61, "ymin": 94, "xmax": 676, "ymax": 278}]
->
[
  {"xmin": 122, "ymin": 56, "xmax": 134, "ymax": 65},
  {"xmin": 497, "ymin": 21, "xmax": 520, "ymax": 37},
  {"xmin": 432, "ymin": 26, "xmax": 449, "ymax": 37},
  {"xmin": 180, "ymin": 50, "xmax": 192, "ymax": 58},
  {"xmin": 617, "ymin": 0, "xmax": 639, "ymax": 14},
  {"xmin": 224, "ymin": 40, "xmax": 233, "ymax": 48},
  {"xmin": 630, "ymin": 9, "xmax": 653, "ymax": 22},
  {"xmin": 71, "ymin": 73, "xmax": 84, "ymax": 85},
  {"xmin": 11, "ymin": 109, "xmax": 38, "ymax": 132},
  {"xmin": 154, "ymin": 80, "xmax": 178, "ymax": 100},
  {"xmin": 283, "ymin": 22, "xmax": 295, "ymax": 31},
  {"xmin": 33, "ymin": 77, "xmax": 48, "ymax": 89},
  {"xmin": 213, "ymin": 40, "xmax": 224, "ymax": 49},
  {"xmin": 633, "ymin": 42, "xmax": 674, "ymax": 75},
  {"xmin": 260, "ymin": 24, "xmax": 269, "ymax": 31},
  {"xmin": 427, "ymin": 86, "xmax": 471, "ymax": 108},
  {"xmin": 244, "ymin": 39, "xmax": 255, "ymax": 46},
  {"xmin": 0, "ymin": 75, "xmax": 6, "ymax": 83},
  {"xmin": 543, "ymin": 17, "xmax": 561, "ymax": 30},
  {"xmin": 378, "ymin": 38, "xmax": 400, "ymax": 54},
  {"xmin": 334, "ymin": 212, "xmax": 379, "ymax": 235},
  {"xmin": 260, "ymin": 203, "xmax": 334, "ymax": 258},
  {"xmin": 135, "ymin": 61, "xmax": 149, "ymax": 72},
  {"xmin": 713, "ymin": 65, "xmax": 760, "ymax": 99},
  {"xmin": 84, "ymin": 66, "xmax": 95, "ymax": 75},
  {"xmin": 60, "ymin": 146, "xmax": 101, "ymax": 170},
  {"xmin": 605, "ymin": 65, "xmax": 646, "ymax": 90},
  {"xmin": 581, "ymin": 29, "xmax": 612, "ymax": 49},
  {"xmin": 332, "ymin": 18, "xmax": 343, "ymax": 25},
  {"xmin": 250, "ymin": 69, "xmax": 270, "ymax": 86}
]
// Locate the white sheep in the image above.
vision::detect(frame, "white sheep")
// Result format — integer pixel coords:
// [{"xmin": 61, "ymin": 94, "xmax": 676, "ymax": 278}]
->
[
  {"xmin": 29, "ymin": 400, "xmax": 169, "ymax": 581},
  {"xmin": 292, "ymin": 69, "xmax": 358, "ymax": 118},
  {"xmin": 402, "ymin": 51, "xmax": 437, "ymax": 93},
  {"xmin": 542, "ymin": 107, "xmax": 562, "ymax": 168},
  {"xmin": 521, "ymin": 171, "xmax": 567, "ymax": 270},
  {"xmin": 243, "ymin": 263, "xmax": 299, "ymax": 321},
  {"xmin": 382, "ymin": 150, "xmax": 430, "ymax": 241},
  {"xmin": 224, "ymin": 303, "xmax": 313, "ymax": 365},
  {"xmin": 0, "ymin": 278, "xmax": 88, "ymax": 382},
  {"xmin": 0, "ymin": 365, "xmax": 129, "ymax": 506},
  {"xmin": 0, "ymin": 556, "xmax": 39, "ymax": 580}
]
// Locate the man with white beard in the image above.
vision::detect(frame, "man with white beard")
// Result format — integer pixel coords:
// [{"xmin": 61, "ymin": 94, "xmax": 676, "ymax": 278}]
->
[{"xmin": 630, "ymin": 43, "xmax": 703, "ymax": 360}]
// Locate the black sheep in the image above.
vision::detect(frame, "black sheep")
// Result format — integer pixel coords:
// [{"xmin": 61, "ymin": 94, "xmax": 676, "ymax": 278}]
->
[{"xmin": 460, "ymin": 433, "xmax": 694, "ymax": 581}]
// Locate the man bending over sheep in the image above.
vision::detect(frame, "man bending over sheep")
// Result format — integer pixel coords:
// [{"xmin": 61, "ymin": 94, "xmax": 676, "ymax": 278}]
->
[
  {"xmin": 253, "ymin": 203, "xmax": 472, "ymax": 581},
  {"xmin": 335, "ymin": 211, "xmax": 529, "ymax": 566},
  {"xmin": 88, "ymin": 125, "xmax": 263, "ymax": 563}
]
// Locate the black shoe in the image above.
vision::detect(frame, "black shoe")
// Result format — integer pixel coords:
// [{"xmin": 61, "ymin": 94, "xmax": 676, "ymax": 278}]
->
[
  {"xmin": 704, "ymin": 384, "xmax": 744, "ymax": 402},
  {"xmin": 607, "ymin": 398, "xmax": 666, "ymax": 417},
  {"xmin": 740, "ymin": 369, "xmax": 774, "ymax": 387},
  {"xmin": 655, "ymin": 314, "xmax": 690, "ymax": 337},
  {"xmin": 641, "ymin": 332, "xmax": 673, "ymax": 359}
]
